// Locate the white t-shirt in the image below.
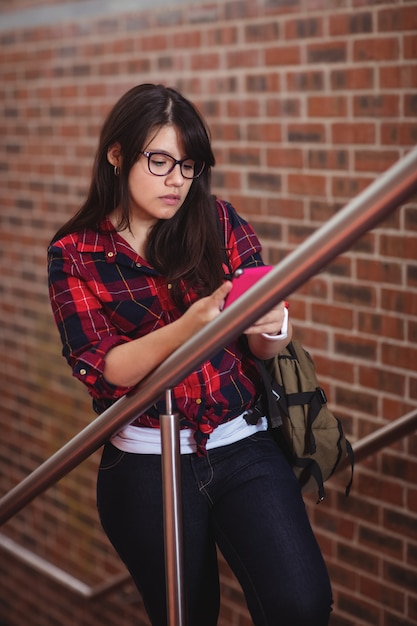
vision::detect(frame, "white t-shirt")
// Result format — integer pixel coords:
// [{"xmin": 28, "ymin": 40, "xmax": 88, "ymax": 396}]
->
[{"xmin": 111, "ymin": 414, "xmax": 268, "ymax": 455}]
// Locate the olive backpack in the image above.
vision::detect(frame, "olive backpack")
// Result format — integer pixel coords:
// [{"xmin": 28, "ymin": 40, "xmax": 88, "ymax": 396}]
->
[{"xmin": 248, "ymin": 341, "xmax": 354, "ymax": 502}]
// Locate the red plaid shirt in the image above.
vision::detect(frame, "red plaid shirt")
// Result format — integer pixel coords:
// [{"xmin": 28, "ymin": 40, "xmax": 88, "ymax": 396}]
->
[{"xmin": 48, "ymin": 200, "xmax": 264, "ymax": 453}]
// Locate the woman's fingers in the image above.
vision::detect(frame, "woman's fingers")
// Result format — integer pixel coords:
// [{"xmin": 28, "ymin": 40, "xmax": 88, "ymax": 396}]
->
[
  {"xmin": 213, "ymin": 280, "xmax": 233, "ymax": 310},
  {"xmin": 244, "ymin": 302, "xmax": 286, "ymax": 335}
]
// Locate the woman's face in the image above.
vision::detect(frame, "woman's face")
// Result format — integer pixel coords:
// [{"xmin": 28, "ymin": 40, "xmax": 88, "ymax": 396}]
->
[{"xmin": 127, "ymin": 124, "xmax": 194, "ymax": 226}]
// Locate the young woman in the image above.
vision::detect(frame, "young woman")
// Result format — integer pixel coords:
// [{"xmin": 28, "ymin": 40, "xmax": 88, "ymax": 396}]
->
[{"xmin": 48, "ymin": 84, "xmax": 332, "ymax": 626}]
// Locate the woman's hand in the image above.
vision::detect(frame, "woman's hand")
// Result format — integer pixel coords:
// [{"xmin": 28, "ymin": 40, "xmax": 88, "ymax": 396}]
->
[
  {"xmin": 181, "ymin": 281, "xmax": 233, "ymax": 334},
  {"xmin": 244, "ymin": 301, "xmax": 287, "ymax": 337},
  {"xmin": 104, "ymin": 281, "xmax": 233, "ymax": 388},
  {"xmin": 245, "ymin": 301, "xmax": 292, "ymax": 360}
]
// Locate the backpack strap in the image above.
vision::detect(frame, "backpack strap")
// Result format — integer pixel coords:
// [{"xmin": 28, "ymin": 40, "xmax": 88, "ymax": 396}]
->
[
  {"xmin": 344, "ymin": 439, "xmax": 354, "ymax": 497},
  {"xmin": 295, "ymin": 457, "xmax": 326, "ymax": 502},
  {"xmin": 286, "ymin": 387, "xmax": 328, "ymax": 455},
  {"xmin": 251, "ymin": 357, "xmax": 285, "ymax": 429}
]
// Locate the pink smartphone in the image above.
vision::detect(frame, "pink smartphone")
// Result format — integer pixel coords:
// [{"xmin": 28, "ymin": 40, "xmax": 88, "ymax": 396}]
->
[{"xmin": 224, "ymin": 266, "xmax": 273, "ymax": 308}]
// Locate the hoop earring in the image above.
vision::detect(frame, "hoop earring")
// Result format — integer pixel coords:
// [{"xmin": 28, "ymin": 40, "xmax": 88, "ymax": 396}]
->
[{"xmin": 114, "ymin": 165, "xmax": 120, "ymax": 176}]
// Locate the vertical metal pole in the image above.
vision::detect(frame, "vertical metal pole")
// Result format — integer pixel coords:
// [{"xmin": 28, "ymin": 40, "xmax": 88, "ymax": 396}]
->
[{"xmin": 160, "ymin": 389, "xmax": 186, "ymax": 626}]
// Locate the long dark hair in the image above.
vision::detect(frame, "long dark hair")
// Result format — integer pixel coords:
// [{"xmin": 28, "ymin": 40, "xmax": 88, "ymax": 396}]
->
[{"xmin": 51, "ymin": 84, "xmax": 225, "ymax": 307}]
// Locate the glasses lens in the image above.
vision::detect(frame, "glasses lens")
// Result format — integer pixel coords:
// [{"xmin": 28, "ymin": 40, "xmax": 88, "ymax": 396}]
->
[
  {"xmin": 148, "ymin": 153, "xmax": 175, "ymax": 176},
  {"xmin": 183, "ymin": 160, "xmax": 205, "ymax": 179},
  {"xmin": 180, "ymin": 159, "xmax": 205, "ymax": 179},
  {"xmin": 146, "ymin": 153, "xmax": 205, "ymax": 179}
]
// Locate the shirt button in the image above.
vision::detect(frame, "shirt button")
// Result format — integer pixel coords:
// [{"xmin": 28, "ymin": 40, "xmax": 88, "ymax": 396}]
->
[
  {"xmin": 136, "ymin": 262, "xmax": 141, "ymax": 267},
  {"xmin": 167, "ymin": 283, "xmax": 172, "ymax": 290},
  {"xmin": 79, "ymin": 369, "xmax": 87, "ymax": 376},
  {"xmin": 195, "ymin": 398, "xmax": 202, "ymax": 405},
  {"xmin": 107, "ymin": 251, "xmax": 114, "ymax": 258}
]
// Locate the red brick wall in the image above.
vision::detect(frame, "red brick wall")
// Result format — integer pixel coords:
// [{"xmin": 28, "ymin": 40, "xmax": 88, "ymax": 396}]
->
[{"xmin": 0, "ymin": 1, "xmax": 416, "ymax": 625}]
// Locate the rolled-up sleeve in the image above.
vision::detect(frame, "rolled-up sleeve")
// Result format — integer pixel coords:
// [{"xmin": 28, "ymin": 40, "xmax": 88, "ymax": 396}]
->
[{"xmin": 48, "ymin": 242, "xmax": 133, "ymax": 402}]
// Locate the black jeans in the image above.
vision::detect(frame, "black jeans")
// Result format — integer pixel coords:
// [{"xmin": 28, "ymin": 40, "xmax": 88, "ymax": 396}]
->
[{"xmin": 97, "ymin": 431, "xmax": 332, "ymax": 626}]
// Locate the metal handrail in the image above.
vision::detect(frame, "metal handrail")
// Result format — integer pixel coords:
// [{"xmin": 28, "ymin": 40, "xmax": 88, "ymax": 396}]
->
[
  {"xmin": 340, "ymin": 406, "xmax": 417, "ymax": 467},
  {"xmin": 0, "ymin": 146, "xmax": 417, "ymax": 526},
  {"xmin": 0, "ymin": 406, "xmax": 416, "ymax": 597},
  {"xmin": 0, "ymin": 532, "xmax": 129, "ymax": 599}
]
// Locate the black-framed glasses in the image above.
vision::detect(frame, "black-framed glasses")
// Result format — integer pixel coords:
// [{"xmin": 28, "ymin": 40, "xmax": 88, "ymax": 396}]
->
[{"xmin": 141, "ymin": 151, "xmax": 205, "ymax": 179}]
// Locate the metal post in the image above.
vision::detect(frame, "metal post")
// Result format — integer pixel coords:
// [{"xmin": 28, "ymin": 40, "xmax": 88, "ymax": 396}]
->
[{"xmin": 160, "ymin": 389, "xmax": 186, "ymax": 626}]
